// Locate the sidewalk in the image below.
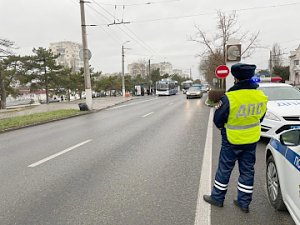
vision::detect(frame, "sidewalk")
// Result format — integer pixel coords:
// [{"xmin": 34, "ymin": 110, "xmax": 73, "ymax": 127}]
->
[{"xmin": 0, "ymin": 96, "xmax": 134, "ymax": 120}]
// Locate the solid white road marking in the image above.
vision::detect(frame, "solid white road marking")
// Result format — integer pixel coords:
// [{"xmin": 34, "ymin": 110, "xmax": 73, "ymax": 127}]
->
[
  {"xmin": 28, "ymin": 139, "xmax": 92, "ymax": 168},
  {"xmin": 106, "ymin": 98, "xmax": 157, "ymax": 110},
  {"xmin": 142, "ymin": 112, "xmax": 154, "ymax": 118},
  {"xmin": 194, "ymin": 108, "xmax": 213, "ymax": 225}
]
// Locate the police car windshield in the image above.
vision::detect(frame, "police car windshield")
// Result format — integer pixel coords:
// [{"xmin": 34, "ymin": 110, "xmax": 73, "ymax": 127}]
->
[{"xmin": 258, "ymin": 86, "xmax": 300, "ymax": 101}]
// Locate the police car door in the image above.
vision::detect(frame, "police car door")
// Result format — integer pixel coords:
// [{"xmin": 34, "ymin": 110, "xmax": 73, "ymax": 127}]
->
[{"xmin": 279, "ymin": 129, "xmax": 300, "ymax": 222}]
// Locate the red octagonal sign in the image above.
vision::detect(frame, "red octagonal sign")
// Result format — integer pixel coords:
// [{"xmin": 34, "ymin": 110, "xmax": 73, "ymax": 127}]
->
[{"xmin": 215, "ymin": 65, "xmax": 230, "ymax": 79}]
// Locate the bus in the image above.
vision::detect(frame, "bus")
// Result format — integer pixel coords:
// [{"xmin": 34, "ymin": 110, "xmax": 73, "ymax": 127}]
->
[
  {"xmin": 181, "ymin": 80, "xmax": 193, "ymax": 93},
  {"xmin": 156, "ymin": 79, "xmax": 178, "ymax": 96}
]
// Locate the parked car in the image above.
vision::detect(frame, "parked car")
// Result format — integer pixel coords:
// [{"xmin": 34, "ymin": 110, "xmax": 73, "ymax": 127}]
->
[
  {"xmin": 265, "ymin": 128, "xmax": 300, "ymax": 225},
  {"xmin": 186, "ymin": 86, "xmax": 203, "ymax": 99},
  {"xmin": 49, "ymin": 98, "xmax": 60, "ymax": 103},
  {"xmin": 258, "ymin": 82, "xmax": 300, "ymax": 138},
  {"xmin": 201, "ymin": 84, "xmax": 210, "ymax": 92}
]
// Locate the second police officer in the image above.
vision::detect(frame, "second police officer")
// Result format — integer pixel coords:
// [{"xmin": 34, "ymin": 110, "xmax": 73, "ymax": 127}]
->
[{"xmin": 203, "ymin": 63, "xmax": 268, "ymax": 213}]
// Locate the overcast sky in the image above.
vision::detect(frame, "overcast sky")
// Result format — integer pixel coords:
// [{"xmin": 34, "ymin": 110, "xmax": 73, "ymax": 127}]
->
[{"xmin": 1, "ymin": 0, "xmax": 300, "ymax": 79}]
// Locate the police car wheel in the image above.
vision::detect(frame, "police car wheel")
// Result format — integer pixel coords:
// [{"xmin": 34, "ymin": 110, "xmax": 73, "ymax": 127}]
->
[{"xmin": 266, "ymin": 155, "xmax": 286, "ymax": 211}]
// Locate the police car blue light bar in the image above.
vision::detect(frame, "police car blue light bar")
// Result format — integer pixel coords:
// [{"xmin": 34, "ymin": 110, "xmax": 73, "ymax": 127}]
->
[{"xmin": 252, "ymin": 76, "xmax": 282, "ymax": 83}]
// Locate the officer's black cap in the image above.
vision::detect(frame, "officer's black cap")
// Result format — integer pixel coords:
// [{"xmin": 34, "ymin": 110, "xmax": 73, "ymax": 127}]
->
[{"xmin": 231, "ymin": 63, "xmax": 256, "ymax": 80}]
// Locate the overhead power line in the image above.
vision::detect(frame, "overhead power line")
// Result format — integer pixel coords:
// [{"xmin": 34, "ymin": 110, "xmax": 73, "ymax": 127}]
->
[
  {"xmin": 90, "ymin": 0, "xmax": 161, "ymax": 56},
  {"xmin": 95, "ymin": 0, "xmax": 180, "ymax": 7},
  {"xmin": 85, "ymin": 4, "xmax": 123, "ymax": 45},
  {"xmin": 85, "ymin": 0, "xmax": 160, "ymax": 56},
  {"xmin": 92, "ymin": 1, "xmax": 300, "ymax": 25},
  {"xmin": 129, "ymin": 1, "xmax": 300, "ymax": 23}
]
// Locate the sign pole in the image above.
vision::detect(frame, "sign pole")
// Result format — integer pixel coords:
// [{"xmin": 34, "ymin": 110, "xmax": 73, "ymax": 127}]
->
[{"xmin": 215, "ymin": 65, "xmax": 230, "ymax": 89}]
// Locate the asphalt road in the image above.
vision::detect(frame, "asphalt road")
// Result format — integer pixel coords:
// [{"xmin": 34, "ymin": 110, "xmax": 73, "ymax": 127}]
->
[{"xmin": 0, "ymin": 93, "xmax": 295, "ymax": 225}]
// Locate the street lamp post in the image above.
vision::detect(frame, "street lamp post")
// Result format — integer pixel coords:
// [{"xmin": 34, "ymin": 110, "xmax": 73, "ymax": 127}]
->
[
  {"xmin": 148, "ymin": 57, "xmax": 154, "ymax": 92},
  {"xmin": 122, "ymin": 41, "xmax": 130, "ymax": 97}
]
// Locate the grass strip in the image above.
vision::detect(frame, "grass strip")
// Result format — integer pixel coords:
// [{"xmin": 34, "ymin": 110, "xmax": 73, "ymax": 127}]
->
[{"xmin": 0, "ymin": 109, "xmax": 85, "ymax": 132}]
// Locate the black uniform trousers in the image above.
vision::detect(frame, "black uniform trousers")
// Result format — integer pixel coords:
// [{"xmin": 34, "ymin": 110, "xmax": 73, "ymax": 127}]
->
[{"xmin": 211, "ymin": 130, "xmax": 257, "ymax": 208}]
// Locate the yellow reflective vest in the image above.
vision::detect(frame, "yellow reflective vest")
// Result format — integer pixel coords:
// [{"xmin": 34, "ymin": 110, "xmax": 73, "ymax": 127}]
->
[{"xmin": 225, "ymin": 89, "xmax": 268, "ymax": 145}]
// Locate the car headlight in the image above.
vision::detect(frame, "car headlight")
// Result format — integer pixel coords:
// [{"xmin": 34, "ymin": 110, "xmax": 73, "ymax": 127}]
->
[
  {"xmin": 186, "ymin": 92, "xmax": 190, "ymax": 95},
  {"xmin": 265, "ymin": 111, "xmax": 281, "ymax": 121}
]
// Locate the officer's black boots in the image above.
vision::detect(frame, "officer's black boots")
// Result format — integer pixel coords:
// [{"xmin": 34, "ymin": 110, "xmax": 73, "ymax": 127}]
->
[
  {"xmin": 233, "ymin": 200, "xmax": 249, "ymax": 213},
  {"xmin": 203, "ymin": 195, "xmax": 224, "ymax": 207}
]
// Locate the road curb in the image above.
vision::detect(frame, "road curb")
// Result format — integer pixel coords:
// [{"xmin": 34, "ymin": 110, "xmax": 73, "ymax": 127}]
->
[{"xmin": 0, "ymin": 98, "xmax": 135, "ymax": 134}]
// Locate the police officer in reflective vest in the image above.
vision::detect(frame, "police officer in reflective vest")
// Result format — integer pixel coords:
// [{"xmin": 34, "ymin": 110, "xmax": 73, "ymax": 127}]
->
[{"xmin": 203, "ymin": 63, "xmax": 268, "ymax": 213}]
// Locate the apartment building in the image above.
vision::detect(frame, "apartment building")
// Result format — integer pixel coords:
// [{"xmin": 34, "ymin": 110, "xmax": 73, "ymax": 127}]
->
[
  {"xmin": 127, "ymin": 62, "xmax": 147, "ymax": 77},
  {"xmin": 128, "ymin": 61, "xmax": 173, "ymax": 77},
  {"xmin": 49, "ymin": 41, "xmax": 83, "ymax": 72},
  {"xmin": 289, "ymin": 45, "xmax": 300, "ymax": 85}
]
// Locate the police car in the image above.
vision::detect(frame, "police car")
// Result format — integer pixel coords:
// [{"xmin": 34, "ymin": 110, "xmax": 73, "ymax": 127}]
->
[
  {"xmin": 265, "ymin": 128, "xmax": 300, "ymax": 225},
  {"xmin": 257, "ymin": 81, "xmax": 300, "ymax": 138}
]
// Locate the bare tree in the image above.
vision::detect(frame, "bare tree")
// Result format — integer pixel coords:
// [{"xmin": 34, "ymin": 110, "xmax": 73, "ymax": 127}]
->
[
  {"xmin": 0, "ymin": 38, "xmax": 15, "ymax": 55},
  {"xmin": 190, "ymin": 11, "xmax": 260, "ymax": 85},
  {"xmin": 270, "ymin": 43, "xmax": 284, "ymax": 69},
  {"xmin": 200, "ymin": 50, "xmax": 224, "ymax": 85}
]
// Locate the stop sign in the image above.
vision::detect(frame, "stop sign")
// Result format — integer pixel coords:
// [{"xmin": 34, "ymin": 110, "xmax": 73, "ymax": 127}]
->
[{"xmin": 215, "ymin": 65, "xmax": 230, "ymax": 79}]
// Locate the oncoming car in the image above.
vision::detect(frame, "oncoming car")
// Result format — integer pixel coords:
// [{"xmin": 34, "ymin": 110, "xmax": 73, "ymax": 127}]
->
[
  {"xmin": 258, "ymin": 82, "xmax": 300, "ymax": 138},
  {"xmin": 186, "ymin": 86, "xmax": 203, "ymax": 99},
  {"xmin": 265, "ymin": 128, "xmax": 300, "ymax": 225}
]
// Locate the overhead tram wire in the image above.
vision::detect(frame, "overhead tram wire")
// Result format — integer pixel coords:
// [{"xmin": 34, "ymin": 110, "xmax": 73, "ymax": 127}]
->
[
  {"xmin": 87, "ymin": 3, "xmax": 158, "ymax": 56},
  {"xmin": 90, "ymin": 0, "xmax": 160, "ymax": 56},
  {"xmin": 121, "ymin": 24, "xmax": 162, "ymax": 57},
  {"xmin": 90, "ymin": 1, "xmax": 300, "ymax": 25},
  {"xmin": 85, "ymin": 4, "xmax": 123, "ymax": 45},
  {"xmin": 71, "ymin": 0, "xmax": 122, "ymax": 45},
  {"xmin": 81, "ymin": 1, "xmax": 300, "ymax": 57},
  {"xmin": 69, "ymin": 0, "xmax": 118, "ymax": 42},
  {"xmin": 85, "ymin": 3, "xmax": 132, "ymax": 45},
  {"xmin": 127, "ymin": 1, "xmax": 300, "ymax": 24},
  {"xmin": 95, "ymin": 0, "xmax": 180, "ymax": 7},
  {"xmin": 235, "ymin": 2, "xmax": 300, "ymax": 12},
  {"xmin": 91, "ymin": 0, "xmax": 159, "ymax": 56}
]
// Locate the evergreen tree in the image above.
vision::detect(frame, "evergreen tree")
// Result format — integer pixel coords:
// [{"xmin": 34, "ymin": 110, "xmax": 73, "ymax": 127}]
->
[{"xmin": 23, "ymin": 47, "xmax": 63, "ymax": 103}]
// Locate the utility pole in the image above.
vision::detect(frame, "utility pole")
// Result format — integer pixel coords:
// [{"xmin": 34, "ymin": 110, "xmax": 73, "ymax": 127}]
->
[
  {"xmin": 148, "ymin": 59, "xmax": 151, "ymax": 79},
  {"xmin": 122, "ymin": 41, "xmax": 130, "ymax": 97},
  {"xmin": 148, "ymin": 59, "xmax": 151, "ymax": 89},
  {"xmin": 269, "ymin": 50, "xmax": 272, "ymax": 76},
  {"xmin": 43, "ymin": 57, "xmax": 49, "ymax": 104},
  {"xmin": 0, "ymin": 66, "xmax": 5, "ymax": 109},
  {"xmin": 190, "ymin": 67, "xmax": 192, "ymax": 80},
  {"xmin": 122, "ymin": 45, "xmax": 125, "ymax": 97},
  {"xmin": 80, "ymin": 0, "xmax": 92, "ymax": 109}
]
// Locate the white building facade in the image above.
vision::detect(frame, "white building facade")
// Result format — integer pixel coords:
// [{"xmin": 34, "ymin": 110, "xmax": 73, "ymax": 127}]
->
[
  {"xmin": 49, "ymin": 41, "xmax": 83, "ymax": 72},
  {"xmin": 128, "ymin": 62, "xmax": 147, "ymax": 77},
  {"xmin": 150, "ymin": 62, "xmax": 173, "ymax": 75},
  {"xmin": 289, "ymin": 45, "xmax": 300, "ymax": 85},
  {"xmin": 128, "ymin": 61, "xmax": 173, "ymax": 77}
]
